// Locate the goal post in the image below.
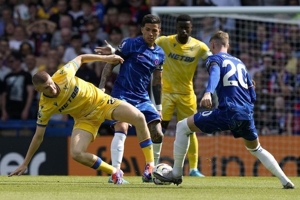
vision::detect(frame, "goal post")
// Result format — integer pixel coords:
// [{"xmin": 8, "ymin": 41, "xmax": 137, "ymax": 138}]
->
[{"xmin": 151, "ymin": 6, "xmax": 300, "ymax": 177}]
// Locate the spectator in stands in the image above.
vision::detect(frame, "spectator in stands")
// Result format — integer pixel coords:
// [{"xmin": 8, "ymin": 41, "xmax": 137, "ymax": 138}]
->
[
  {"xmin": 75, "ymin": 0, "xmax": 94, "ymax": 34},
  {"xmin": 3, "ymin": 21, "xmax": 15, "ymax": 40},
  {"xmin": 76, "ymin": 62, "xmax": 99, "ymax": 86},
  {"xmin": 0, "ymin": 6, "xmax": 16, "ymax": 37},
  {"xmin": 51, "ymin": 27, "xmax": 72, "ymax": 48},
  {"xmin": 68, "ymin": 0, "xmax": 84, "ymax": 22},
  {"xmin": 283, "ymin": 42, "xmax": 297, "ymax": 75},
  {"xmin": 240, "ymin": 52, "xmax": 255, "ymax": 78},
  {"xmin": 0, "ymin": 52, "xmax": 11, "ymax": 81},
  {"xmin": 286, "ymin": 24, "xmax": 300, "ymax": 54},
  {"xmin": 37, "ymin": 0, "xmax": 58, "ymax": 19},
  {"xmin": 0, "ymin": 37, "xmax": 11, "ymax": 61},
  {"xmin": 252, "ymin": 24, "xmax": 271, "ymax": 53},
  {"xmin": 82, "ymin": 23, "xmax": 104, "ymax": 53},
  {"xmin": 51, "ymin": 15, "xmax": 74, "ymax": 48},
  {"xmin": 196, "ymin": 17, "xmax": 219, "ymax": 46},
  {"xmin": 92, "ymin": 0, "xmax": 107, "ymax": 24},
  {"xmin": 105, "ymin": 0, "xmax": 130, "ymax": 14},
  {"xmin": 269, "ymin": 96, "xmax": 293, "ymax": 135},
  {"xmin": 23, "ymin": 53, "xmax": 38, "ymax": 76},
  {"xmin": 291, "ymin": 54, "xmax": 300, "ymax": 134},
  {"xmin": 129, "ymin": 0, "xmax": 150, "ymax": 24},
  {"xmin": 9, "ymin": 25, "xmax": 34, "ymax": 51},
  {"xmin": 23, "ymin": 53, "xmax": 39, "ymax": 119},
  {"xmin": 13, "ymin": 0, "xmax": 31, "ymax": 26},
  {"xmin": 26, "ymin": 3, "xmax": 39, "ymax": 24},
  {"xmin": 19, "ymin": 41, "xmax": 34, "ymax": 61},
  {"xmin": 0, "ymin": 0, "xmax": 6, "ymax": 19},
  {"xmin": 127, "ymin": 21, "xmax": 141, "ymax": 38},
  {"xmin": 35, "ymin": 41, "xmax": 51, "ymax": 67},
  {"xmin": 49, "ymin": 0, "xmax": 73, "ymax": 30},
  {"xmin": 84, "ymin": 15, "xmax": 108, "ymax": 43},
  {"xmin": 26, "ymin": 19, "xmax": 56, "ymax": 55},
  {"xmin": 56, "ymin": 44, "xmax": 66, "ymax": 64},
  {"xmin": 1, "ymin": 51, "xmax": 35, "ymax": 121},
  {"xmin": 118, "ymin": 8, "xmax": 133, "ymax": 39},
  {"xmin": 62, "ymin": 34, "xmax": 92, "ymax": 63},
  {"xmin": 103, "ymin": 7, "xmax": 119, "ymax": 33}
]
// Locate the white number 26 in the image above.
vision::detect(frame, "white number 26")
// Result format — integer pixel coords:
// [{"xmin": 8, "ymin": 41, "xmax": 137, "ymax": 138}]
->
[{"xmin": 222, "ymin": 59, "xmax": 248, "ymax": 89}]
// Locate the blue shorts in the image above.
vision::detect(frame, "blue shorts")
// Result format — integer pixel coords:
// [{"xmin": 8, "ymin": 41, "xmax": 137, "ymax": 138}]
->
[{"xmin": 193, "ymin": 109, "xmax": 258, "ymax": 141}]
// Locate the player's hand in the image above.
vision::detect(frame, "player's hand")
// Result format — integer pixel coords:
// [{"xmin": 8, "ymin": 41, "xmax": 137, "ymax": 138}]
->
[
  {"xmin": 200, "ymin": 92, "xmax": 212, "ymax": 108},
  {"xmin": 106, "ymin": 55, "xmax": 124, "ymax": 64},
  {"xmin": 8, "ymin": 165, "xmax": 27, "ymax": 177},
  {"xmin": 95, "ymin": 40, "xmax": 114, "ymax": 55}
]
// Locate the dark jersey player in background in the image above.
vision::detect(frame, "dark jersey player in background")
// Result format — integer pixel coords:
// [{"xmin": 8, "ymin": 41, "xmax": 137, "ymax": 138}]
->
[
  {"xmin": 98, "ymin": 14, "xmax": 165, "ymax": 183},
  {"xmin": 153, "ymin": 30, "xmax": 294, "ymax": 189}
]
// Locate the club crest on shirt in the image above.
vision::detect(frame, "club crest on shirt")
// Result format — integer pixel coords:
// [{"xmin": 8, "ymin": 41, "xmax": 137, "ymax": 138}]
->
[{"xmin": 154, "ymin": 59, "xmax": 159, "ymax": 65}]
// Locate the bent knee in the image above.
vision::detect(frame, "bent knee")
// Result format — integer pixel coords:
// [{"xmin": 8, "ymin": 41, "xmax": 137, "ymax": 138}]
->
[
  {"xmin": 150, "ymin": 131, "xmax": 163, "ymax": 143},
  {"xmin": 70, "ymin": 149, "xmax": 83, "ymax": 162},
  {"xmin": 176, "ymin": 119, "xmax": 191, "ymax": 136}
]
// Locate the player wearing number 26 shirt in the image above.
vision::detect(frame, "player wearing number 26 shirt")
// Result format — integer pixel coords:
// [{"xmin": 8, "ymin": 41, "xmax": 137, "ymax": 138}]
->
[{"xmin": 153, "ymin": 31, "xmax": 294, "ymax": 189}]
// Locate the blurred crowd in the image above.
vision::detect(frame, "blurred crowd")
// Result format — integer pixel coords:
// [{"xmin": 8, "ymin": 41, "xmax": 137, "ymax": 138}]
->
[{"xmin": 0, "ymin": 0, "xmax": 300, "ymax": 136}]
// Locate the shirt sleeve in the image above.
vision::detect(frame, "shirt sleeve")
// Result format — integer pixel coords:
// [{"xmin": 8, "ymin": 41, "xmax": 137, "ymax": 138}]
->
[{"xmin": 117, "ymin": 38, "xmax": 132, "ymax": 57}]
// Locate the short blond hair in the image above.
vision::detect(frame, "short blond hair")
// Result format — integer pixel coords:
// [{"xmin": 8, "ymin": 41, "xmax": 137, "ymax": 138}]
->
[
  {"xmin": 32, "ymin": 71, "xmax": 50, "ymax": 86},
  {"xmin": 209, "ymin": 30, "xmax": 229, "ymax": 47}
]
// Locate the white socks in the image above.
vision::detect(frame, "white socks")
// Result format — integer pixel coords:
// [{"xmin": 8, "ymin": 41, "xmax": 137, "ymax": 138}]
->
[
  {"xmin": 173, "ymin": 119, "xmax": 192, "ymax": 177},
  {"xmin": 111, "ymin": 132, "xmax": 126, "ymax": 169},
  {"xmin": 153, "ymin": 143, "xmax": 162, "ymax": 165},
  {"xmin": 248, "ymin": 144, "xmax": 291, "ymax": 185}
]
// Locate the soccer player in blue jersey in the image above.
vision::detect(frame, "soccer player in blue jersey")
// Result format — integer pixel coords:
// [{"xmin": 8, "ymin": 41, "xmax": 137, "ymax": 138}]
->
[
  {"xmin": 153, "ymin": 30, "xmax": 295, "ymax": 189},
  {"xmin": 98, "ymin": 14, "xmax": 165, "ymax": 183}
]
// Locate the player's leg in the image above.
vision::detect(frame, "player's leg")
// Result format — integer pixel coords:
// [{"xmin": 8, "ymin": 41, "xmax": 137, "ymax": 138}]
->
[
  {"xmin": 70, "ymin": 128, "xmax": 123, "ymax": 184},
  {"xmin": 136, "ymin": 101, "xmax": 163, "ymax": 182},
  {"xmin": 110, "ymin": 122, "xmax": 128, "ymax": 170},
  {"xmin": 107, "ymin": 121, "xmax": 130, "ymax": 183},
  {"xmin": 112, "ymin": 101, "xmax": 154, "ymax": 167},
  {"xmin": 173, "ymin": 110, "xmax": 222, "ymax": 179},
  {"xmin": 177, "ymin": 93, "xmax": 204, "ymax": 177},
  {"xmin": 240, "ymin": 120, "xmax": 294, "ymax": 189},
  {"xmin": 147, "ymin": 120, "xmax": 164, "ymax": 181},
  {"xmin": 160, "ymin": 93, "xmax": 176, "ymax": 164}
]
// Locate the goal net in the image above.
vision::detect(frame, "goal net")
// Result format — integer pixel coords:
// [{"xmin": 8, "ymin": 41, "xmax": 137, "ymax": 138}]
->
[{"xmin": 151, "ymin": 6, "xmax": 300, "ymax": 177}]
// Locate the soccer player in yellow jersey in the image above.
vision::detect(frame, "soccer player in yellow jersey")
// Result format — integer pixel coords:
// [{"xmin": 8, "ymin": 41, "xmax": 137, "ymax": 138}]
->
[
  {"xmin": 8, "ymin": 54, "xmax": 155, "ymax": 184},
  {"xmin": 155, "ymin": 14, "xmax": 212, "ymax": 177}
]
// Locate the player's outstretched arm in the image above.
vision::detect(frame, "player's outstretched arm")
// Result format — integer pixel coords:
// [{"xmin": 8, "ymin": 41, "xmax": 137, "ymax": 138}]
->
[
  {"xmin": 94, "ymin": 40, "xmax": 115, "ymax": 55},
  {"xmin": 73, "ymin": 54, "xmax": 123, "ymax": 66},
  {"xmin": 8, "ymin": 126, "xmax": 46, "ymax": 177}
]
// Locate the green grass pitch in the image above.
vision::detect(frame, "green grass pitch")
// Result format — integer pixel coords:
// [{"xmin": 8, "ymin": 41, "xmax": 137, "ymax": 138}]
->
[{"xmin": 1, "ymin": 176, "xmax": 299, "ymax": 200}]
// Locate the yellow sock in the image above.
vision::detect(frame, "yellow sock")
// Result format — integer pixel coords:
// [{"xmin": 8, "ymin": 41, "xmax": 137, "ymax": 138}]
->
[
  {"xmin": 142, "ymin": 144, "xmax": 154, "ymax": 164},
  {"xmin": 91, "ymin": 157, "xmax": 115, "ymax": 174},
  {"xmin": 187, "ymin": 133, "xmax": 198, "ymax": 169}
]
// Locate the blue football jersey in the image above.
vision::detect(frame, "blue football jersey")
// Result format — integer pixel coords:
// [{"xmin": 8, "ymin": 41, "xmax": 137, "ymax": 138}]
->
[
  {"xmin": 206, "ymin": 52, "xmax": 256, "ymax": 120},
  {"xmin": 112, "ymin": 36, "xmax": 165, "ymax": 104}
]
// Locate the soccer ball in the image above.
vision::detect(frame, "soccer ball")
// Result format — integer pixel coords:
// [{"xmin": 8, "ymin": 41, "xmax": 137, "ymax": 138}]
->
[{"xmin": 152, "ymin": 163, "xmax": 173, "ymax": 185}]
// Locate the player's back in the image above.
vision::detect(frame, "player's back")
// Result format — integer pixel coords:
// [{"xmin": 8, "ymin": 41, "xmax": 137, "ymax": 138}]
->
[
  {"xmin": 206, "ymin": 52, "xmax": 255, "ymax": 120},
  {"xmin": 112, "ymin": 36, "xmax": 165, "ymax": 104}
]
